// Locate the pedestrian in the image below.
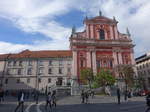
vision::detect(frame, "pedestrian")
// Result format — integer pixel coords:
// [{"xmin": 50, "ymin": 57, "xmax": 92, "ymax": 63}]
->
[
  {"xmin": 91, "ymin": 90, "xmax": 95, "ymax": 98},
  {"xmin": 124, "ymin": 90, "xmax": 128, "ymax": 102},
  {"xmin": 117, "ymin": 88, "xmax": 121, "ymax": 104},
  {"xmin": 14, "ymin": 90, "xmax": 25, "ymax": 112},
  {"xmin": 0, "ymin": 88, "xmax": 4, "ymax": 103},
  {"xmin": 45, "ymin": 92, "xmax": 52, "ymax": 111},
  {"xmin": 34, "ymin": 91, "xmax": 39, "ymax": 104},
  {"xmin": 85, "ymin": 91, "xmax": 89, "ymax": 104},
  {"xmin": 145, "ymin": 94, "xmax": 150, "ymax": 112},
  {"xmin": 51, "ymin": 90, "xmax": 57, "ymax": 107},
  {"xmin": 81, "ymin": 90, "xmax": 85, "ymax": 103}
]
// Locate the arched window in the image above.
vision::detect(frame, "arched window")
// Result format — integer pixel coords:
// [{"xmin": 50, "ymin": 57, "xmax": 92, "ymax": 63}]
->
[{"xmin": 99, "ymin": 29, "xmax": 105, "ymax": 40}]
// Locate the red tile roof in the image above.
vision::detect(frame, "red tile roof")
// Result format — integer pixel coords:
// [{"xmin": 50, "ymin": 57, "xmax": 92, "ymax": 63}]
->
[{"xmin": 0, "ymin": 50, "xmax": 72, "ymax": 59}]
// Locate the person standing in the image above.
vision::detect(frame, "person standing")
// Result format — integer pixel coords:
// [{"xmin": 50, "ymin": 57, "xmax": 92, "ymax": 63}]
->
[
  {"xmin": 145, "ymin": 94, "xmax": 150, "ymax": 112},
  {"xmin": 117, "ymin": 88, "xmax": 121, "ymax": 104},
  {"xmin": 51, "ymin": 90, "xmax": 57, "ymax": 107},
  {"xmin": 34, "ymin": 91, "xmax": 39, "ymax": 104},
  {"xmin": 85, "ymin": 91, "xmax": 89, "ymax": 104},
  {"xmin": 14, "ymin": 91, "xmax": 25, "ymax": 112},
  {"xmin": 45, "ymin": 92, "xmax": 52, "ymax": 111},
  {"xmin": 81, "ymin": 90, "xmax": 85, "ymax": 103},
  {"xmin": 124, "ymin": 90, "xmax": 128, "ymax": 102},
  {"xmin": 91, "ymin": 90, "xmax": 95, "ymax": 99},
  {"xmin": 0, "ymin": 88, "xmax": 4, "ymax": 103}
]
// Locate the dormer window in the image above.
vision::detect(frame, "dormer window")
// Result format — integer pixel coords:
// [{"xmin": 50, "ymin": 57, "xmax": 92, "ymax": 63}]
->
[{"xmin": 99, "ymin": 29, "xmax": 105, "ymax": 40}]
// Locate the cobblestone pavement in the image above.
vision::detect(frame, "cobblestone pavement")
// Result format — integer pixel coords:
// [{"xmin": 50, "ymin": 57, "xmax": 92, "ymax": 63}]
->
[{"xmin": 0, "ymin": 95, "xmax": 148, "ymax": 112}]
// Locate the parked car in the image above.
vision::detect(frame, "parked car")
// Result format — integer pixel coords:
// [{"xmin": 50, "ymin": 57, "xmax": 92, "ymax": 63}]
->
[{"xmin": 139, "ymin": 90, "xmax": 150, "ymax": 96}]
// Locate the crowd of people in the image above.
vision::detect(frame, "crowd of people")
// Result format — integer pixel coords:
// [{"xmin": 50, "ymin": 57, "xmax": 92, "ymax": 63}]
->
[
  {"xmin": 14, "ymin": 90, "xmax": 57, "ymax": 112},
  {"xmin": 80, "ymin": 90, "xmax": 95, "ymax": 104}
]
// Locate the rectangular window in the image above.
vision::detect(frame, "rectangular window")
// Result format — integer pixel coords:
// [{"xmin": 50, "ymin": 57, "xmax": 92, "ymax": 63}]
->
[
  {"xmin": 59, "ymin": 60, "xmax": 63, "ymax": 66},
  {"xmin": 49, "ymin": 60, "xmax": 52, "ymax": 66},
  {"xmin": 8, "ymin": 61, "xmax": 11, "ymax": 66},
  {"xmin": 59, "ymin": 68, "xmax": 62, "ymax": 74},
  {"xmin": 7, "ymin": 69, "xmax": 10, "ymax": 75},
  {"xmin": 5, "ymin": 79, "xmax": 8, "ymax": 84},
  {"xmin": 38, "ymin": 78, "xmax": 41, "ymax": 83},
  {"xmin": 48, "ymin": 68, "xmax": 52, "ymax": 74},
  {"xmin": 96, "ymin": 60, "xmax": 100, "ymax": 68},
  {"xmin": 28, "ymin": 61, "xmax": 32, "ymax": 66},
  {"xmin": 16, "ymin": 79, "xmax": 20, "ymax": 83},
  {"xmin": 39, "ymin": 68, "xmax": 44, "ymax": 75},
  {"xmin": 67, "ymin": 61, "xmax": 71, "ymax": 65},
  {"xmin": 67, "ymin": 68, "xmax": 71, "ymax": 72},
  {"xmin": 48, "ymin": 78, "xmax": 51, "ymax": 83},
  {"xmin": 27, "ymin": 78, "xmax": 30, "ymax": 83},
  {"xmin": 18, "ymin": 69, "xmax": 22, "ymax": 75},
  {"xmin": 27, "ymin": 68, "xmax": 32, "ymax": 75},
  {"xmin": 110, "ymin": 60, "xmax": 113, "ymax": 68},
  {"xmin": 38, "ymin": 60, "xmax": 43, "ymax": 66},
  {"xmin": 80, "ymin": 60, "xmax": 84, "ymax": 67},
  {"xmin": 13, "ymin": 61, "xmax": 17, "ymax": 66},
  {"xmin": 19, "ymin": 61, "xmax": 22, "ymax": 66}
]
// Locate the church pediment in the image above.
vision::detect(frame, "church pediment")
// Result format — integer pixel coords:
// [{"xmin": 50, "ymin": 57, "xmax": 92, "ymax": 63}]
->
[{"xmin": 84, "ymin": 16, "xmax": 118, "ymax": 24}]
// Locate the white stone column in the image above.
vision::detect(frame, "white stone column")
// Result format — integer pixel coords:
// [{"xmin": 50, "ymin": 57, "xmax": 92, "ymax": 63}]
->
[
  {"xmin": 92, "ymin": 51, "xmax": 97, "ymax": 75},
  {"xmin": 91, "ymin": 25, "xmax": 94, "ymax": 39},
  {"xmin": 105, "ymin": 31, "xmax": 108, "ymax": 40},
  {"xmin": 72, "ymin": 51, "xmax": 77, "ymax": 77},
  {"xmin": 109, "ymin": 26, "xmax": 113, "ymax": 40},
  {"xmin": 118, "ymin": 52, "xmax": 123, "ymax": 64},
  {"xmin": 130, "ymin": 52, "xmax": 135, "ymax": 65},
  {"xmin": 114, "ymin": 26, "xmax": 119, "ymax": 39},
  {"xmin": 86, "ymin": 24, "xmax": 89, "ymax": 38},
  {"xmin": 113, "ymin": 52, "xmax": 118, "ymax": 67},
  {"xmin": 86, "ymin": 51, "xmax": 91, "ymax": 68}
]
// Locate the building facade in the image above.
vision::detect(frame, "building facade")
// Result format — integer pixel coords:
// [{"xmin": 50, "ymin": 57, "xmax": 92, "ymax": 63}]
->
[
  {"xmin": 0, "ymin": 50, "xmax": 72, "ymax": 92},
  {"xmin": 70, "ymin": 14, "xmax": 135, "ymax": 82},
  {"xmin": 0, "ymin": 13, "xmax": 135, "ymax": 91},
  {"xmin": 136, "ymin": 52, "xmax": 150, "ymax": 90}
]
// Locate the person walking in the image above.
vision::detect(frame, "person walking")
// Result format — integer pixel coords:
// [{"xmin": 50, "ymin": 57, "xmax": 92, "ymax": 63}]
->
[
  {"xmin": 145, "ymin": 94, "xmax": 150, "ymax": 112},
  {"xmin": 85, "ymin": 91, "xmax": 89, "ymax": 104},
  {"xmin": 81, "ymin": 90, "xmax": 85, "ymax": 103},
  {"xmin": 34, "ymin": 91, "xmax": 39, "ymax": 104},
  {"xmin": 0, "ymin": 88, "xmax": 4, "ymax": 103},
  {"xmin": 117, "ymin": 88, "xmax": 121, "ymax": 104},
  {"xmin": 14, "ymin": 91, "xmax": 25, "ymax": 112},
  {"xmin": 124, "ymin": 90, "xmax": 128, "ymax": 102},
  {"xmin": 51, "ymin": 90, "xmax": 57, "ymax": 107},
  {"xmin": 45, "ymin": 92, "xmax": 52, "ymax": 111},
  {"xmin": 91, "ymin": 90, "xmax": 95, "ymax": 99}
]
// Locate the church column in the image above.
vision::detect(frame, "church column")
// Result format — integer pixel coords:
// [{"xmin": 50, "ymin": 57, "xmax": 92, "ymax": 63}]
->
[
  {"xmin": 130, "ymin": 51, "xmax": 135, "ymax": 65},
  {"xmin": 92, "ymin": 51, "xmax": 97, "ymax": 75},
  {"xmin": 113, "ymin": 51, "xmax": 118, "ymax": 67},
  {"xmin": 114, "ymin": 26, "xmax": 119, "ymax": 39},
  {"xmin": 118, "ymin": 52, "xmax": 123, "ymax": 64},
  {"xmin": 109, "ymin": 26, "xmax": 113, "ymax": 40},
  {"xmin": 91, "ymin": 25, "xmax": 94, "ymax": 39},
  {"xmin": 86, "ymin": 24, "xmax": 89, "ymax": 38},
  {"xmin": 105, "ymin": 31, "xmax": 108, "ymax": 40},
  {"xmin": 72, "ymin": 51, "xmax": 77, "ymax": 77},
  {"xmin": 86, "ymin": 51, "xmax": 91, "ymax": 68}
]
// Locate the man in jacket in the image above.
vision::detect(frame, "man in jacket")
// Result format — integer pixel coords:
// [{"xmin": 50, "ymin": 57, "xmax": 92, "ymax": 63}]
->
[{"xmin": 14, "ymin": 90, "xmax": 24, "ymax": 112}]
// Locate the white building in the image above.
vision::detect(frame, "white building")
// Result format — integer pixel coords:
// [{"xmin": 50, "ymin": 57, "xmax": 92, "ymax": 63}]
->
[
  {"xmin": 136, "ymin": 52, "xmax": 150, "ymax": 90},
  {"xmin": 0, "ymin": 50, "xmax": 72, "ymax": 92}
]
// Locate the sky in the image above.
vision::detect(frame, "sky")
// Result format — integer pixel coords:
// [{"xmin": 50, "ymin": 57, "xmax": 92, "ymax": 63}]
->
[{"xmin": 0, "ymin": 0, "xmax": 150, "ymax": 58}]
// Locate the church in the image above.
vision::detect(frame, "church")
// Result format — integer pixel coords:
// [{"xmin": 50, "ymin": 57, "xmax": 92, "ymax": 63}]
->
[
  {"xmin": 0, "ymin": 13, "xmax": 135, "ymax": 93},
  {"xmin": 70, "ymin": 12, "xmax": 135, "ymax": 81}
]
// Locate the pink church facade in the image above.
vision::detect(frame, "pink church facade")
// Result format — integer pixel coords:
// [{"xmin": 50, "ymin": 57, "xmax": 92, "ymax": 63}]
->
[{"xmin": 70, "ymin": 14, "xmax": 135, "ymax": 81}]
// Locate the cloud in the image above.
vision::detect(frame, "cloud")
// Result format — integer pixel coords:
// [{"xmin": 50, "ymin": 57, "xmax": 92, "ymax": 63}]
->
[{"xmin": 0, "ymin": 0, "xmax": 150, "ymax": 57}]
